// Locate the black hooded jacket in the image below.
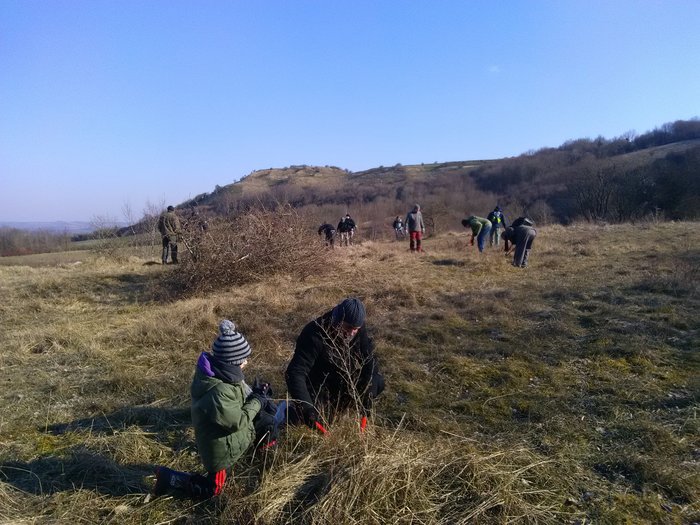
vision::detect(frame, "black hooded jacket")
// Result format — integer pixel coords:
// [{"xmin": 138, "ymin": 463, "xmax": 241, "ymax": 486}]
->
[{"xmin": 285, "ymin": 311, "xmax": 382, "ymax": 413}]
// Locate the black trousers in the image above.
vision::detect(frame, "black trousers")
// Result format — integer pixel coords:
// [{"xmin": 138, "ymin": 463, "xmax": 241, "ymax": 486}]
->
[{"xmin": 161, "ymin": 236, "xmax": 178, "ymax": 263}]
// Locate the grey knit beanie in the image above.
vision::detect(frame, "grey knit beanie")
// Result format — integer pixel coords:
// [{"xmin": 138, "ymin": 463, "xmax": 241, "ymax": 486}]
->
[
  {"xmin": 331, "ymin": 298, "xmax": 366, "ymax": 327},
  {"xmin": 211, "ymin": 320, "xmax": 251, "ymax": 365}
]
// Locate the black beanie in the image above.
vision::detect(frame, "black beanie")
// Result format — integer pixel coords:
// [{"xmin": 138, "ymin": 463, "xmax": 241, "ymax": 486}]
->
[{"xmin": 331, "ymin": 298, "xmax": 366, "ymax": 327}]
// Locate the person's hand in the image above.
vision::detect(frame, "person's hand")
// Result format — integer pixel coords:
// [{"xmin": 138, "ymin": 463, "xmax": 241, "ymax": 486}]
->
[
  {"xmin": 253, "ymin": 382, "xmax": 270, "ymax": 397},
  {"xmin": 470, "ymin": 237, "xmax": 475, "ymax": 246},
  {"xmin": 252, "ymin": 378, "xmax": 272, "ymax": 398},
  {"xmin": 249, "ymin": 391, "xmax": 267, "ymax": 407},
  {"xmin": 303, "ymin": 405, "xmax": 320, "ymax": 427},
  {"xmin": 249, "ymin": 378, "xmax": 271, "ymax": 408}
]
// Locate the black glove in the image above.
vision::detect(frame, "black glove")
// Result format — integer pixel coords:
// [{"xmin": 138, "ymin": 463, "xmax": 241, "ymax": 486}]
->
[
  {"xmin": 249, "ymin": 391, "xmax": 267, "ymax": 407},
  {"xmin": 303, "ymin": 405, "xmax": 320, "ymax": 427},
  {"xmin": 252, "ymin": 377, "xmax": 273, "ymax": 398},
  {"xmin": 253, "ymin": 408, "xmax": 279, "ymax": 447}
]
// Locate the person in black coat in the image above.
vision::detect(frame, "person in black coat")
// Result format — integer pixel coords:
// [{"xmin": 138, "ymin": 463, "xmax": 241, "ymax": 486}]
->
[
  {"xmin": 317, "ymin": 223, "xmax": 336, "ymax": 248},
  {"xmin": 285, "ymin": 297, "xmax": 384, "ymax": 427}
]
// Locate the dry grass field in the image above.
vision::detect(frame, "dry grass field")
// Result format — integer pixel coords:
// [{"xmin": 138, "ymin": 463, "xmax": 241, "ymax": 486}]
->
[{"xmin": 0, "ymin": 221, "xmax": 698, "ymax": 524}]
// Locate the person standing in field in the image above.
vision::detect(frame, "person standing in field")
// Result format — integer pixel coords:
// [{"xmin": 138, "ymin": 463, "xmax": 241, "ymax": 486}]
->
[
  {"xmin": 339, "ymin": 214, "xmax": 357, "ymax": 246},
  {"xmin": 486, "ymin": 206, "xmax": 507, "ymax": 247},
  {"xmin": 462, "ymin": 215, "xmax": 492, "ymax": 253},
  {"xmin": 157, "ymin": 205, "xmax": 182, "ymax": 264},
  {"xmin": 502, "ymin": 217, "xmax": 537, "ymax": 268},
  {"xmin": 153, "ymin": 320, "xmax": 277, "ymax": 498},
  {"xmin": 392, "ymin": 215, "xmax": 405, "ymax": 239},
  {"xmin": 405, "ymin": 204, "xmax": 426, "ymax": 253}
]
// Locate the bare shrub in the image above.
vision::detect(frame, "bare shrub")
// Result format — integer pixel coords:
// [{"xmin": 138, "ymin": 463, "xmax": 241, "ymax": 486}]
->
[
  {"xmin": 169, "ymin": 205, "xmax": 332, "ymax": 294},
  {"xmin": 529, "ymin": 199, "xmax": 555, "ymax": 225},
  {"xmin": 89, "ymin": 214, "xmax": 123, "ymax": 259}
]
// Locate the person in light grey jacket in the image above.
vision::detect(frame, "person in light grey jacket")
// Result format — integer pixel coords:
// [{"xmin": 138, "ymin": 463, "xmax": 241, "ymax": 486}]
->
[{"xmin": 404, "ymin": 204, "xmax": 425, "ymax": 253}]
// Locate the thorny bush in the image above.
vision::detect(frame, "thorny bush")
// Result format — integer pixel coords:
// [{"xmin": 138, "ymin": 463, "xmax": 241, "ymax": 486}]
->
[{"xmin": 168, "ymin": 205, "xmax": 331, "ymax": 295}]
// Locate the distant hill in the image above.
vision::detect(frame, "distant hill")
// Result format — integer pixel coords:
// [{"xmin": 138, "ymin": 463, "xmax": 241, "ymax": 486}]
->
[
  {"xmin": 0, "ymin": 221, "xmax": 99, "ymax": 234},
  {"xmin": 177, "ymin": 119, "xmax": 700, "ymax": 230}
]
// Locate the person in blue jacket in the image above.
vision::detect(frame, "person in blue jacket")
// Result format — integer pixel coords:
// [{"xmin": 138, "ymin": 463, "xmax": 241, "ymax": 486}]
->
[{"xmin": 486, "ymin": 206, "xmax": 507, "ymax": 247}]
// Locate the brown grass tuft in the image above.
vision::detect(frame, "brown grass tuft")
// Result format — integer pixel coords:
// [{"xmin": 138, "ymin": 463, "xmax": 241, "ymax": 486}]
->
[{"xmin": 224, "ymin": 416, "xmax": 574, "ymax": 524}]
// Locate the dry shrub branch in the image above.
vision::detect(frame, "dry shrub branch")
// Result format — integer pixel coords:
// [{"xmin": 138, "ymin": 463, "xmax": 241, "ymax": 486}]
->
[{"xmin": 170, "ymin": 205, "xmax": 331, "ymax": 294}]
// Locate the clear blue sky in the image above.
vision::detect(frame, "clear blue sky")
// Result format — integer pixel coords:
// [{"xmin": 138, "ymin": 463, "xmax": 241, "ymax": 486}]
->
[{"xmin": 1, "ymin": 1, "xmax": 698, "ymax": 222}]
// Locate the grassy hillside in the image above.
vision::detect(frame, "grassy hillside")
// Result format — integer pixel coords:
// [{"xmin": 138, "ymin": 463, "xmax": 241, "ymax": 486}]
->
[{"xmin": 0, "ymin": 222, "xmax": 698, "ymax": 524}]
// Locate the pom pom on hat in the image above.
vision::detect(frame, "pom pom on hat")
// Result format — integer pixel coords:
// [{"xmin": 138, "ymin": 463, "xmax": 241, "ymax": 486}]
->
[
  {"xmin": 219, "ymin": 319, "xmax": 236, "ymax": 335},
  {"xmin": 212, "ymin": 319, "xmax": 251, "ymax": 365}
]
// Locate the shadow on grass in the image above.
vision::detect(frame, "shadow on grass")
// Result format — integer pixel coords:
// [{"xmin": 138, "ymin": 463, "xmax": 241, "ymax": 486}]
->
[
  {"xmin": 431, "ymin": 259, "xmax": 466, "ymax": 267},
  {"xmin": 6, "ymin": 405, "xmax": 194, "ymax": 497},
  {"xmin": 19, "ymin": 269, "xmax": 169, "ymax": 306},
  {"xmin": 0, "ymin": 451, "xmax": 154, "ymax": 496},
  {"xmin": 46, "ymin": 405, "xmax": 191, "ymax": 436},
  {"xmin": 72, "ymin": 270, "xmax": 177, "ymax": 304},
  {"xmin": 282, "ymin": 471, "xmax": 333, "ymax": 523}
]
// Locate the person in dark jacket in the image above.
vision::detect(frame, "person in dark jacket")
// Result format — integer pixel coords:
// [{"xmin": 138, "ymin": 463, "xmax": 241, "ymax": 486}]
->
[
  {"xmin": 318, "ymin": 223, "xmax": 336, "ymax": 248},
  {"xmin": 337, "ymin": 214, "xmax": 357, "ymax": 246},
  {"xmin": 392, "ymin": 216, "xmax": 405, "ymax": 239},
  {"xmin": 153, "ymin": 320, "xmax": 273, "ymax": 499},
  {"xmin": 502, "ymin": 217, "xmax": 537, "ymax": 268},
  {"xmin": 486, "ymin": 206, "xmax": 507, "ymax": 247},
  {"xmin": 285, "ymin": 298, "xmax": 385, "ymax": 427},
  {"xmin": 157, "ymin": 205, "xmax": 182, "ymax": 264}
]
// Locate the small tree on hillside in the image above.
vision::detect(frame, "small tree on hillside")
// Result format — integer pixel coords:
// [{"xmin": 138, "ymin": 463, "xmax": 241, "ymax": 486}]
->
[{"xmin": 572, "ymin": 163, "xmax": 619, "ymax": 222}]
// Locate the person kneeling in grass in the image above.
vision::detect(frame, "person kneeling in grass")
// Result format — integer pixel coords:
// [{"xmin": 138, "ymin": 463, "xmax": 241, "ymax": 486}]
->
[
  {"xmin": 153, "ymin": 320, "xmax": 276, "ymax": 498},
  {"xmin": 285, "ymin": 297, "xmax": 385, "ymax": 430}
]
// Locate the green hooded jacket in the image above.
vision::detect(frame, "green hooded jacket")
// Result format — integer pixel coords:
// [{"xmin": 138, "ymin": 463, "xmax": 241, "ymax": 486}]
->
[
  {"xmin": 465, "ymin": 216, "xmax": 491, "ymax": 236},
  {"xmin": 190, "ymin": 368, "xmax": 261, "ymax": 473}
]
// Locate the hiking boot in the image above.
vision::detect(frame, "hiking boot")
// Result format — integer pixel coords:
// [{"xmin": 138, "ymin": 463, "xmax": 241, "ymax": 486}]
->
[{"xmin": 153, "ymin": 466, "xmax": 192, "ymax": 496}]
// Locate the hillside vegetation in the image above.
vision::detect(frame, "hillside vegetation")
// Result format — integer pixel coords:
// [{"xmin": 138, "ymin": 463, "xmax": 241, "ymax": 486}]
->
[
  {"xmin": 0, "ymin": 221, "xmax": 698, "ymax": 524},
  {"xmin": 186, "ymin": 119, "xmax": 700, "ymax": 231}
]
